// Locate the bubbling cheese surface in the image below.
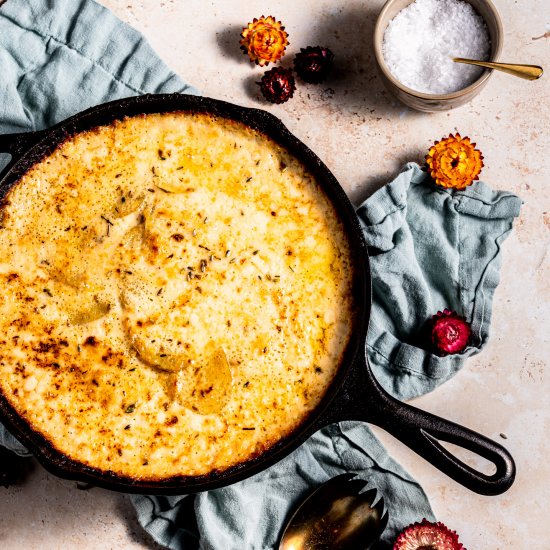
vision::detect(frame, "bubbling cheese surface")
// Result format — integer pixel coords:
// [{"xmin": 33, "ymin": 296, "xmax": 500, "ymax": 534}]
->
[{"xmin": 0, "ymin": 112, "xmax": 355, "ymax": 480}]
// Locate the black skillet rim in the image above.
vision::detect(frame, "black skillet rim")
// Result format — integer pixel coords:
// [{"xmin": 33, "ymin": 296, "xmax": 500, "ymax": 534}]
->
[{"xmin": 0, "ymin": 93, "xmax": 372, "ymax": 494}]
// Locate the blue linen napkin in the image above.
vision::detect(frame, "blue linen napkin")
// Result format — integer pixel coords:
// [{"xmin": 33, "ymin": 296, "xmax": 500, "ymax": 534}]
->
[
  {"xmin": 0, "ymin": 0, "xmax": 521, "ymax": 548},
  {"xmin": 360, "ymin": 163, "xmax": 522, "ymax": 400}
]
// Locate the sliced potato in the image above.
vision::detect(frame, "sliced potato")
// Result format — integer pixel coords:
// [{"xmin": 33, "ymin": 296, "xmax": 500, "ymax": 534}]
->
[
  {"xmin": 131, "ymin": 333, "xmax": 187, "ymax": 372},
  {"xmin": 67, "ymin": 295, "xmax": 112, "ymax": 325},
  {"xmin": 109, "ymin": 190, "xmax": 146, "ymax": 219},
  {"xmin": 178, "ymin": 344, "xmax": 232, "ymax": 415}
]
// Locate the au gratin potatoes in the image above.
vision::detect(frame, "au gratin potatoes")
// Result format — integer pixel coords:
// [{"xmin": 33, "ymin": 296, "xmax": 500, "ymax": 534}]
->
[{"xmin": 0, "ymin": 112, "xmax": 355, "ymax": 479}]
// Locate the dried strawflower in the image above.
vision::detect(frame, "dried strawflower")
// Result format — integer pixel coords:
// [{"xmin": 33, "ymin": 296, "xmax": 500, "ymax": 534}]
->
[
  {"xmin": 394, "ymin": 519, "xmax": 465, "ymax": 550},
  {"xmin": 240, "ymin": 16, "xmax": 289, "ymax": 66},
  {"xmin": 431, "ymin": 309, "xmax": 471, "ymax": 356},
  {"xmin": 294, "ymin": 46, "xmax": 334, "ymax": 83},
  {"xmin": 258, "ymin": 67, "xmax": 296, "ymax": 104},
  {"xmin": 426, "ymin": 133, "xmax": 483, "ymax": 190}
]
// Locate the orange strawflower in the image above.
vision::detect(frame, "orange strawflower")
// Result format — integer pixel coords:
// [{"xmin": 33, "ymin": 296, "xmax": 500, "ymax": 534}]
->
[
  {"xmin": 426, "ymin": 133, "xmax": 484, "ymax": 190},
  {"xmin": 240, "ymin": 16, "xmax": 289, "ymax": 66}
]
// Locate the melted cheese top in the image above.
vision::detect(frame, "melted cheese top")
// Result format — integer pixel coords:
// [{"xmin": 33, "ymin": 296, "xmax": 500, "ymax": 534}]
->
[{"xmin": 0, "ymin": 112, "xmax": 355, "ymax": 480}]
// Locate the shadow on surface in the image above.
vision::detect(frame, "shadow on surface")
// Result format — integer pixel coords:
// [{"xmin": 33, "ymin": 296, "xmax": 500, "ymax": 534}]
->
[
  {"xmin": 242, "ymin": 72, "xmax": 263, "ymax": 102},
  {"xmin": 215, "ymin": 24, "xmax": 247, "ymax": 65},
  {"xmin": 350, "ymin": 149, "xmax": 425, "ymax": 206},
  {"xmin": 301, "ymin": 4, "xmax": 420, "ymax": 119},
  {"xmin": 115, "ymin": 495, "xmax": 168, "ymax": 549}
]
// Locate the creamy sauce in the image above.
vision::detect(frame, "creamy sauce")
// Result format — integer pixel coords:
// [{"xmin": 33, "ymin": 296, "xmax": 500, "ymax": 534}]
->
[{"xmin": 0, "ymin": 112, "xmax": 355, "ymax": 480}]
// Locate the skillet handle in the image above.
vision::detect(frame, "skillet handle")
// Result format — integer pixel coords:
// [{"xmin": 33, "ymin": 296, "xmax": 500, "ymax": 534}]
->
[
  {"xmin": 318, "ymin": 354, "xmax": 516, "ymax": 495},
  {"xmin": 369, "ymin": 389, "xmax": 516, "ymax": 496}
]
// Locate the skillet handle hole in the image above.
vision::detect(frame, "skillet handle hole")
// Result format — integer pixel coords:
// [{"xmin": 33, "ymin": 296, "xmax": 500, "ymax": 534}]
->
[{"xmin": 434, "ymin": 438, "xmax": 497, "ymax": 477}]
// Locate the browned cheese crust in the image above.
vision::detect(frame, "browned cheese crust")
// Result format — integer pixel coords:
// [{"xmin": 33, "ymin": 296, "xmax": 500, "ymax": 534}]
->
[{"xmin": 0, "ymin": 112, "xmax": 355, "ymax": 480}]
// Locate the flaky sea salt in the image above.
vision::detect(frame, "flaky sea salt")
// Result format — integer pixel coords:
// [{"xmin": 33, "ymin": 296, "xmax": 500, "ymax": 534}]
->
[{"xmin": 382, "ymin": 0, "xmax": 490, "ymax": 94}]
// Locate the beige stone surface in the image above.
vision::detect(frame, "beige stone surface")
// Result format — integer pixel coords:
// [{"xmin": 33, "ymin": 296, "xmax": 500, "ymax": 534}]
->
[{"xmin": 1, "ymin": 0, "xmax": 549, "ymax": 548}]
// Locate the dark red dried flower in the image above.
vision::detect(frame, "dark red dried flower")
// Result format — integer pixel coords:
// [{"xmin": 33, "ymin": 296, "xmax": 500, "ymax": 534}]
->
[
  {"xmin": 394, "ymin": 518, "xmax": 465, "ymax": 550},
  {"xmin": 258, "ymin": 67, "xmax": 296, "ymax": 104},
  {"xmin": 293, "ymin": 46, "xmax": 334, "ymax": 83},
  {"xmin": 431, "ymin": 309, "xmax": 471, "ymax": 356}
]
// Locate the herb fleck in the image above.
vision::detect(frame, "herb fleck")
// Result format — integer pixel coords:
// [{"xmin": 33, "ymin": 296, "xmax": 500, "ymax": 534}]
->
[{"xmin": 125, "ymin": 404, "xmax": 136, "ymax": 414}]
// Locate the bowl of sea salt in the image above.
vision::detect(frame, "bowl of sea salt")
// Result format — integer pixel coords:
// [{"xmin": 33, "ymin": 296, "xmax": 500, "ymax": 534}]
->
[{"xmin": 373, "ymin": 0, "xmax": 503, "ymax": 111}]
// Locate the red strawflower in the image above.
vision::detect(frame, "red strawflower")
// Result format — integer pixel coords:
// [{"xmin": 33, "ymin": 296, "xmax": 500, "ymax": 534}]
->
[
  {"xmin": 293, "ymin": 46, "xmax": 334, "ymax": 83},
  {"xmin": 258, "ymin": 67, "xmax": 296, "ymax": 104},
  {"xmin": 394, "ymin": 519, "xmax": 465, "ymax": 550},
  {"xmin": 430, "ymin": 309, "xmax": 471, "ymax": 356}
]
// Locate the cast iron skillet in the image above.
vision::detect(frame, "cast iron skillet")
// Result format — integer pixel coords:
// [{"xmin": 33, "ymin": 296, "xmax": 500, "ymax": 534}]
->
[{"xmin": 0, "ymin": 94, "xmax": 515, "ymax": 496}]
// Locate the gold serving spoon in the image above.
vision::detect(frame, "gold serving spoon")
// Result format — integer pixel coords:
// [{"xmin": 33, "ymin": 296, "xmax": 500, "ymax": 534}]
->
[
  {"xmin": 453, "ymin": 58, "xmax": 543, "ymax": 80},
  {"xmin": 279, "ymin": 473, "xmax": 388, "ymax": 550}
]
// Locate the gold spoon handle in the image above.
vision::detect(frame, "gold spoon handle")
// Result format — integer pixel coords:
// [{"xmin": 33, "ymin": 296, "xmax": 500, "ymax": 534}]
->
[{"xmin": 453, "ymin": 58, "xmax": 543, "ymax": 80}]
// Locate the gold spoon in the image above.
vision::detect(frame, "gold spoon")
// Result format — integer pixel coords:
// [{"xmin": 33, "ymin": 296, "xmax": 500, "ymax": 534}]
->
[
  {"xmin": 279, "ymin": 473, "xmax": 388, "ymax": 550},
  {"xmin": 453, "ymin": 58, "xmax": 543, "ymax": 80}
]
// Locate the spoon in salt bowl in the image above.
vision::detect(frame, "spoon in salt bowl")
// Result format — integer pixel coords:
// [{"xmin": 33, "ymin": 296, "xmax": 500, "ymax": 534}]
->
[
  {"xmin": 278, "ymin": 473, "xmax": 388, "ymax": 550},
  {"xmin": 453, "ymin": 58, "xmax": 543, "ymax": 80}
]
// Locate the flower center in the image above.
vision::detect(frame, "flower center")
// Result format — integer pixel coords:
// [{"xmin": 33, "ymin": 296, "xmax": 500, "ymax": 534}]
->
[
  {"xmin": 451, "ymin": 157, "xmax": 459, "ymax": 168},
  {"xmin": 447, "ymin": 325, "xmax": 459, "ymax": 341}
]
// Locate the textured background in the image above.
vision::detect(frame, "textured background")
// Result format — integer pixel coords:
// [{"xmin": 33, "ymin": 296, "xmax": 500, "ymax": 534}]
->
[{"xmin": 1, "ymin": 0, "xmax": 549, "ymax": 548}]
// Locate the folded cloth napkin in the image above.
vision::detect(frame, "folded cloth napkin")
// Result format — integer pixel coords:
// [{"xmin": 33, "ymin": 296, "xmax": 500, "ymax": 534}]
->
[
  {"xmin": 360, "ymin": 163, "xmax": 523, "ymax": 400},
  {"xmin": 0, "ymin": 1, "xmax": 521, "ymax": 549}
]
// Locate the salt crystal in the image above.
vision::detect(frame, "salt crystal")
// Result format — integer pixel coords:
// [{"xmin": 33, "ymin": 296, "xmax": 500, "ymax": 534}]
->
[{"xmin": 382, "ymin": 0, "xmax": 491, "ymax": 94}]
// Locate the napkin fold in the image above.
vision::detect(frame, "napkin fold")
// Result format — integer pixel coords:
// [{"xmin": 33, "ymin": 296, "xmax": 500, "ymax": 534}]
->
[{"xmin": 0, "ymin": 1, "xmax": 521, "ymax": 549}]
